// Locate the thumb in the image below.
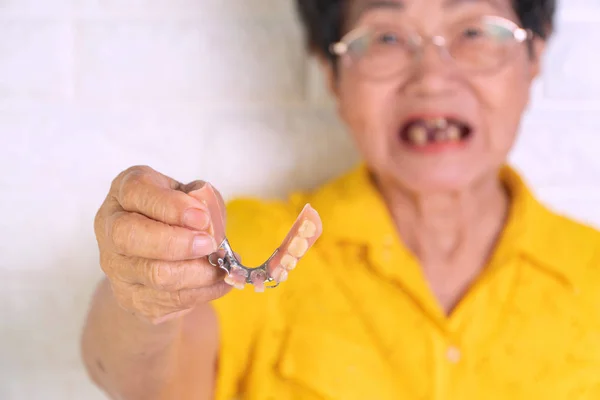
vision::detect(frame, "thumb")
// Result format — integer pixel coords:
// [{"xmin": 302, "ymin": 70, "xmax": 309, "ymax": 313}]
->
[{"xmin": 183, "ymin": 181, "xmax": 227, "ymax": 246}]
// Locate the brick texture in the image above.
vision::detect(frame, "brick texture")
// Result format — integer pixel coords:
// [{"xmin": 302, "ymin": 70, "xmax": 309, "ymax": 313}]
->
[{"xmin": 0, "ymin": 1, "xmax": 598, "ymax": 399}]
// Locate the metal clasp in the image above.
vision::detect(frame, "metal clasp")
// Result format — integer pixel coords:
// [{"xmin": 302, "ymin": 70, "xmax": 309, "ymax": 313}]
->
[{"xmin": 208, "ymin": 238, "xmax": 280, "ymax": 289}]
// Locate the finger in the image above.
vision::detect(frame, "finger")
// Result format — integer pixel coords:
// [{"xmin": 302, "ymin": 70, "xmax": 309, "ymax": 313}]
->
[
  {"xmin": 182, "ymin": 180, "xmax": 227, "ymax": 214},
  {"xmin": 107, "ymin": 253, "xmax": 226, "ymax": 291},
  {"xmin": 180, "ymin": 180, "xmax": 208, "ymax": 194},
  {"xmin": 129, "ymin": 282, "xmax": 232, "ymax": 322},
  {"xmin": 266, "ymin": 204, "xmax": 322, "ymax": 283},
  {"xmin": 106, "ymin": 211, "xmax": 217, "ymax": 260},
  {"xmin": 187, "ymin": 183, "xmax": 227, "ymax": 246},
  {"xmin": 115, "ymin": 167, "xmax": 211, "ymax": 231}
]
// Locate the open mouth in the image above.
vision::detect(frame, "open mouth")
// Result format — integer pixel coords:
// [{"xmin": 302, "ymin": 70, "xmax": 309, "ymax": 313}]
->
[{"xmin": 399, "ymin": 117, "xmax": 473, "ymax": 147}]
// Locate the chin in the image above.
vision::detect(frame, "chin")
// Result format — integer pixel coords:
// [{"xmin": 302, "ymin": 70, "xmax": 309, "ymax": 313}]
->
[{"xmin": 389, "ymin": 161, "xmax": 490, "ymax": 195}]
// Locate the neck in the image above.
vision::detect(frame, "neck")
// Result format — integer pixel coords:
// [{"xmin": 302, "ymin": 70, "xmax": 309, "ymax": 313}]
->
[{"xmin": 376, "ymin": 171, "xmax": 510, "ymax": 267}]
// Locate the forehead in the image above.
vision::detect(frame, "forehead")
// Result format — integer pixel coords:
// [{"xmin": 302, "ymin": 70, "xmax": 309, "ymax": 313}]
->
[{"xmin": 349, "ymin": 0, "xmax": 511, "ymax": 19}]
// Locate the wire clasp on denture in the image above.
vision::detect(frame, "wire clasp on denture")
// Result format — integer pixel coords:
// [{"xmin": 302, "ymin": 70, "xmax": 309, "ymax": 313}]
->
[{"xmin": 207, "ymin": 238, "xmax": 280, "ymax": 290}]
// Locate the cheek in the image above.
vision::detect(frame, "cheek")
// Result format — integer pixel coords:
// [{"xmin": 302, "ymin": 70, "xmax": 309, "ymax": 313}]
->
[
  {"xmin": 337, "ymin": 74, "xmax": 394, "ymax": 153},
  {"xmin": 474, "ymin": 57, "xmax": 533, "ymax": 152}
]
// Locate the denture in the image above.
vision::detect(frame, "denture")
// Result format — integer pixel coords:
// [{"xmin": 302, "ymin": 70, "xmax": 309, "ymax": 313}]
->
[
  {"xmin": 197, "ymin": 193, "xmax": 322, "ymax": 292},
  {"xmin": 298, "ymin": 220, "xmax": 317, "ymax": 238},
  {"xmin": 288, "ymin": 237, "xmax": 309, "ymax": 258},
  {"xmin": 280, "ymin": 254, "xmax": 297, "ymax": 271}
]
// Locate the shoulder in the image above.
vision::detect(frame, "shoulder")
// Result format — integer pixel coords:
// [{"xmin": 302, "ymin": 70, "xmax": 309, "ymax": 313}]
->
[
  {"xmin": 550, "ymin": 211, "xmax": 600, "ymax": 247},
  {"xmin": 505, "ymin": 166, "xmax": 600, "ymax": 285},
  {"xmin": 534, "ymin": 205, "xmax": 600, "ymax": 295},
  {"xmin": 540, "ymin": 207, "xmax": 600, "ymax": 264}
]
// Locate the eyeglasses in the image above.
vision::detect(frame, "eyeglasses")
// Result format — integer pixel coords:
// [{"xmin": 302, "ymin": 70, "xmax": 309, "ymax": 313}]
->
[{"xmin": 330, "ymin": 15, "xmax": 532, "ymax": 79}]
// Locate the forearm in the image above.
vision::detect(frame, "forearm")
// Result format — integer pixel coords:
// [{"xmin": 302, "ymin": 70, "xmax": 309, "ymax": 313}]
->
[{"xmin": 81, "ymin": 278, "xmax": 186, "ymax": 400}]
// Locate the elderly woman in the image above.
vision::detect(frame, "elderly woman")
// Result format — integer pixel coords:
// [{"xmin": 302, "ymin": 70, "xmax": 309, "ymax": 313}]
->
[{"xmin": 81, "ymin": 0, "xmax": 600, "ymax": 399}]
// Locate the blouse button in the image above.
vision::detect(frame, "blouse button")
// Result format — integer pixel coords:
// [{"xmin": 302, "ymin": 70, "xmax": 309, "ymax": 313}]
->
[{"xmin": 446, "ymin": 346, "xmax": 461, "ymax": 364}]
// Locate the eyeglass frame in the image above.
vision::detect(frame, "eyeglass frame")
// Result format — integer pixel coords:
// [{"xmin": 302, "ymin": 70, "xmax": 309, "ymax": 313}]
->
[{"xmin": 329, "ymin": 15, "xmax": 534, "ymax": 77}]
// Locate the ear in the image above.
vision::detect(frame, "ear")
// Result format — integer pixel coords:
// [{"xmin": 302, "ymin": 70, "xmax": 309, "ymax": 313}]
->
[{"xmin": 529, "ymin": 37, "xmax": 547, "ymax": 81}]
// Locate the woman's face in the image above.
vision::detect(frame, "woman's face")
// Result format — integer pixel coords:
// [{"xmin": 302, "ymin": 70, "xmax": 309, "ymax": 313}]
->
[{"xmin": 331, "ymin": 0, "xmax": 546, "ymax": 193}]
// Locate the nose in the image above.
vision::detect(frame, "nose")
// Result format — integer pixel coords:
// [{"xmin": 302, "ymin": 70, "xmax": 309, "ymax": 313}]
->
[{"xmin": 403, "ymin": 36, "xmax": 457, "ymax": 98}]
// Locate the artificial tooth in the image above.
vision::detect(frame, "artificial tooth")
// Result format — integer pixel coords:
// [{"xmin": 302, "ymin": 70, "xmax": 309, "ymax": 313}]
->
[
  {"xmin": 224, "ymin": 275, "xmax": 235, "ymax": 286},
  {"xmin": 228, "ymin": 267, "xmax": 248, "ymax": 290},
  {"xmin": 409, "ymin": 125, "xmax": 428, "ymax": 145},
  {"xmin": 288, "ymin": 237, "xmax": 309, "ymax": 258},
  {"xmin": 271, "ymin": 266, "xmax": 288, "ymax": 283},
  {"xmin": 281, "ymin": 254, "xmax": 298, "ymax": 270},
  {"xmin": 250, "ymin": 270, "xmax": 267, "ymax": 292},
  {"xmin": 298, "ymin": 220, "xmax": 317, "ymax": 238}
]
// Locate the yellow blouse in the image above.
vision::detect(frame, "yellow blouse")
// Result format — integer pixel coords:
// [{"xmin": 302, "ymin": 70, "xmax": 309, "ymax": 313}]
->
[{"xmin": 211, "ymin": 164, "xmax": 600, "ymax": 400}]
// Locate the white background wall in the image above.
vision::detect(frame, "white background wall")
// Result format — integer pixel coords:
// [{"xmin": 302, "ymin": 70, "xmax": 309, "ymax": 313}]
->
[{"xmin": 0, "ymin": 1, "xmax": 599, "ymax": 399}]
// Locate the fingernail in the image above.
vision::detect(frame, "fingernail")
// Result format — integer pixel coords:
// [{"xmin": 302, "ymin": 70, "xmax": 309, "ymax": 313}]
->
[
  {"xmin": 193, "ymin": 235, "xmax": 217, "ymax": 256},
  {"xmin": 188, "ymin": 183, "xmax": 211, "ymax": 199},
  {"xmin": 188, "ymin": 183, "xmax": 226, "ymax": 243},
  {"xmin": 183, "ymin": 208, "xmax": 210, "ymax": 231},
  {"xmin": 192, "ymin": 181, "xmax": 207, "ymax": 191}
]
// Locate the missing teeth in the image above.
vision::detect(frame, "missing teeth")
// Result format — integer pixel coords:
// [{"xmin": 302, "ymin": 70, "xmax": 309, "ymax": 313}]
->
[
  {"xmin": 435, "ymin": 129, "xmax": 447, "ymax": 141},
  {"xmin": 402, "ymin": 117, "xmax": 470, "ymax": 145}
]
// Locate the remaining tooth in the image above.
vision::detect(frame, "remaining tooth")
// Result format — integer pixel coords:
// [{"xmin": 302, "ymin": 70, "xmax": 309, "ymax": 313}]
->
[
  {"xmin": 447, "ymin": 124, "xmax": 461, "ymax": 141},
  {"xmin": 281, "ymin": 254, "xmax": 298, "ymax": 270},
  {"xmin": 409, "ymin": 125, "xmax": 427, "ymax": 145},
  {"xmin": 434, "ymin": 118, "xmax": 448, "ymax": 129},
  {"xmin": 271, "ymin": 266, "xmax": 288, "ymax": 283},
  {"xmin": 298, "ymin": 220, "xmax": 317, "ymax": 238},
  {"xmin": 288, "ymin": 237, "xmax": 309, "ymax": 258}
]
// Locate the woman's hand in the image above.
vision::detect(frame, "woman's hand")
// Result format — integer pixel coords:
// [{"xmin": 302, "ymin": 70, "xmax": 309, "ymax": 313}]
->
[{"xmin": 93, "ymin": 165, "xmax": 231, "ymax": 325}]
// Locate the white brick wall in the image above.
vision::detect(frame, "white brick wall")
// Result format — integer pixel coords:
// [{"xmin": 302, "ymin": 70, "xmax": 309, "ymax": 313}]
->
[{"xmin": 0, "ymin": 1, "xmax": 598, "ymax": 399}]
